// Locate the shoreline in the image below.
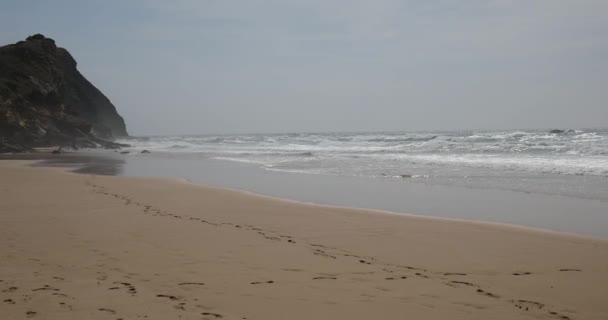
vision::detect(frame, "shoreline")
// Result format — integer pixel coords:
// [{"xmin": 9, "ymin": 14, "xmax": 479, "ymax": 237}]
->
[
  {"xmin": 186, "ymin": 179, "xmax": 608, "ymax": 242},
  {"xmin": 18, "ymin": 151, "xmax": 608, "ymax": 240},
  {"xmin": 173, "ymin": 172, "xmax": 608, "ymax": 243},
  {"xmin": 2, "ymin": 159, "xmax": 608, "ymax": 319}
]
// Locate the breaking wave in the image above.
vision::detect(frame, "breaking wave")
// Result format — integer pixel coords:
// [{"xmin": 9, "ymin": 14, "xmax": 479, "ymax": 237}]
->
[{"xmin": 118, "ymin": 129, "xmax": 608, "ymax": 178}]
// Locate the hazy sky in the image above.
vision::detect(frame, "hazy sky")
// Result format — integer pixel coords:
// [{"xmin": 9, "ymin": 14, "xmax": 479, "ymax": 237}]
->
[{"xmin": 1, "ymin": 0, "xmax": 607, "ymax": 135}]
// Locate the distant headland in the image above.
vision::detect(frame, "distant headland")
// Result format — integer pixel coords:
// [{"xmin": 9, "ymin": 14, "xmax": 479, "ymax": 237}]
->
[{"xmin": 0, "ymin": 34, "xmax": 128, "ymax": 153}]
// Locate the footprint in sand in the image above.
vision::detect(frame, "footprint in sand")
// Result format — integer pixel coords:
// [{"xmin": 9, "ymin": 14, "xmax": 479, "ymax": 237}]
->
[
  {"xmin": 26, "ymin": 311, "xmax": 37, "ymax": 318},
  {"xmin": 313, "ymin": 249, "xmax": 336, "ymax": 259},
  {"xmin": 512, "ymin": 272, "xmax": 532, "ymax": 276},
  {"xmin": 510, "ymin": 299, "xmax": 544, "ymax": 311},
  {"xmin": 548, "ymin": 311, "xmax": 572, "ymax": 320},
  {"xmin": 156, "ymin": 294, "xmax": 179, "ymax": 301},
  {"xmin": 113, "ymin": 282, "xmax": 137, "ymax": 295},
  {"xmin": 3, "ymin": 298, "xmax": 15, "ymax": 304},
  {"xmin": 201, "ymin": 312, "xmax": 223, "ymax": 318},
  {"xmin": 173, "ymin": 302, "xmax": 187, "ymax": 311},
  {"xmin": 51, "ymin": 292, "xmax": 68, "ymax": 298},
  {"xmin": 2, "ymin": 286, "xmax": 18, "ymax": 293},
  {"xmin": 58, "ymin": 302, "xmax": 72, "ymax": 310},
  {"xmin": 250, "ymin": 280, "xmax": 274, "ymax": 285},
  {"xmin": 98, "ymin": 308, "xmax": 116, "ymax": 314},
  {"xmin": 450, "ymin": 280, "xmax": 476, "ymax": 287},
  {"xmin": 476, "ymin": 288, "xmax": 499, "ymax": 298},
  {"xmin": 32, "ymin": 285, "xmax": 59, "ymax": 292}
]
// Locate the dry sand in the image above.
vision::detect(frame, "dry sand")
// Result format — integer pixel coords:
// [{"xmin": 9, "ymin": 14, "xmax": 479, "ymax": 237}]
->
[{"xmin": 1, "ymin": 160, "xmax": 607, "ymax": 320}]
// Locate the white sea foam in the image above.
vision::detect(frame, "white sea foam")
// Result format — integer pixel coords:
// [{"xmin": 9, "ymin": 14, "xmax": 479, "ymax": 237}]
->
[{"xmin": 118, "ymin": 129, "xmax": 608, "ymax": 178}]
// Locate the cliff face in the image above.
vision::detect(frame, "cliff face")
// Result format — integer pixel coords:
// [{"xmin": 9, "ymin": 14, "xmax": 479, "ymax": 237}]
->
[{"xmin": 0, "ymin": 34, "xmax": 128, "ymax": 152}]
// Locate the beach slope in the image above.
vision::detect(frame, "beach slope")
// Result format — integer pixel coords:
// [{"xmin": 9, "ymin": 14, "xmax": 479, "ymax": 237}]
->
[{"xmin": 1, "ymin": 160, "xmax": 607, "ymax": 320}]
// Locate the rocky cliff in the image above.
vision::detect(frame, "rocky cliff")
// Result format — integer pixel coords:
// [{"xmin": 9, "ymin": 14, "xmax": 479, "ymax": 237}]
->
[{"xmin": 0, "ymin": 34, "xmax": 128, "ymax": 152}]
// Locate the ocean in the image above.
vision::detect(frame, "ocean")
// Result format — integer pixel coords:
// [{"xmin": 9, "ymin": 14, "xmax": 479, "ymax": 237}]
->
[{"xmin": 117, "ymin": 129, "xmax": 608, "ymax": 202}]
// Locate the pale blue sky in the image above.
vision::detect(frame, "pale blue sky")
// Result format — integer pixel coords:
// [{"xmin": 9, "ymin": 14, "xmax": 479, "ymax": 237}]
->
[{"xmin": 1, "ymin": 0, "xmax": 607, "ymax": 135}]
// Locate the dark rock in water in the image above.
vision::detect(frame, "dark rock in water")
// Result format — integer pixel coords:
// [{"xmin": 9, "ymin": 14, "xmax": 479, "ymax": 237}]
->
[
  {"xmin": 120, "ymin": 151, "xmax": 130, "ymax": 154},
  {"xmin": 400, "ymin": 174, "xmax": 412, "ymax": 178},
  {"xmin": 92, "ymin": 137, "xmax": 129, "ymax": 149},
  {"xmin": 549, "ymin": 129, "xmax": 565, "ymax": 134},
  {"xmin": 141, "ymin": 149, "xmax": 151, "ymax": 154},
  {"xmin": 0, "ymin": 34, "xmax": 128, "ymax": 153}
]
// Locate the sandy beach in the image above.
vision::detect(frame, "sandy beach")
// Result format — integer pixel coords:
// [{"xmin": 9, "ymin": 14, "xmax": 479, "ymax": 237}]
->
[{"xmin": 1, "ymin": 160, "xmax": 607, "ymax": 320}]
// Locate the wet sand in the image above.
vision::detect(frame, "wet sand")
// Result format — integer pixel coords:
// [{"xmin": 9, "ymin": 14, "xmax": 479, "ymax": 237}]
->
[
  {"xmin": 1, "ymin": 159, "xmax": 608, "ymax": 319},
  {"xmin": 13, "ymin": 150, "xmax": 608, "ymax": 237}
]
